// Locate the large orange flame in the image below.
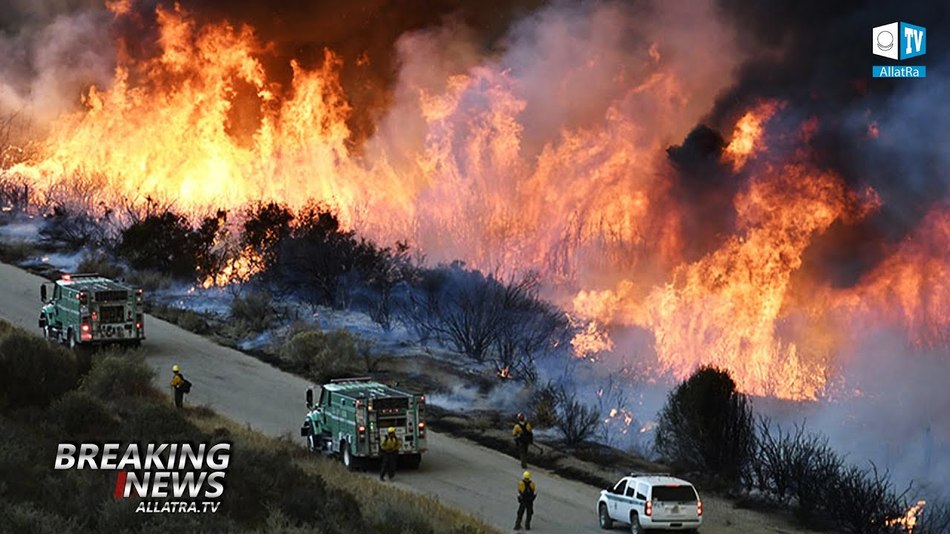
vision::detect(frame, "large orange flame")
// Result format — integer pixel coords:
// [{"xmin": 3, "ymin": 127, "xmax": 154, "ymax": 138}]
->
[{"xmin": 2, "ymin": 3, "xmax": 948, "ymax": 401}]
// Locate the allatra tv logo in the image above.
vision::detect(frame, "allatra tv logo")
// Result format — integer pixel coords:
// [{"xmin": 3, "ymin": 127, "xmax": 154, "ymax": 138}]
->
[{"xmin": 872, "ymin": 22, "xmax": 926, "ymax": 60}]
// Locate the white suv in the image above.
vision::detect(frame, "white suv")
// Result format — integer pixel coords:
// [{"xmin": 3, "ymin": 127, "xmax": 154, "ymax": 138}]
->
[{"xmin": 597, "ymin": 473, "xmax": 702, "ymax": 533}]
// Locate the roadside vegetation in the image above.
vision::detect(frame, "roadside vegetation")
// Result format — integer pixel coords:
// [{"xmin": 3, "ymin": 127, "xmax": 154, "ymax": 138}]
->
[
  {"xmin": 654, "ymin": 366, "xmax": 948, "ymax": 534},
  {"xmin": 0, "ymin": 321, "xmax": 496, "ymax": 533}
]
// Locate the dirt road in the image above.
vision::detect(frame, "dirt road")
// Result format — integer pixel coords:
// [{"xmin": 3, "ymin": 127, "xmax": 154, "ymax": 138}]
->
[{"xmin": 0, "ymin": 261, "xmax": 815, "ymax": 534}]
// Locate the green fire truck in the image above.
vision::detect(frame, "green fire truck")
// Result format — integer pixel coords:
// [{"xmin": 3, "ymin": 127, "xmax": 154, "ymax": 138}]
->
[
  {"xmin": 300, "ymin": 377, "xmax": 427, "ymax": 470},
  {"xmin": 38, "ymin": 273, "xmax": 145, "ymax": 348}
]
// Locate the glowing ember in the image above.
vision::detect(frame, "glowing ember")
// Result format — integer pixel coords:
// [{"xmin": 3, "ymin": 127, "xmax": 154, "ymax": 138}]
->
[{"xmin": 885, "ymin": 500, "xmax": 926, "ymax": 532}]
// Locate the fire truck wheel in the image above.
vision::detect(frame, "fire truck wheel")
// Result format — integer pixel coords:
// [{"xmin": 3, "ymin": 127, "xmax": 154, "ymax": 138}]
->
[{"xmin": 341, "ymin": 441, "xmax": 356, "ymax": 471}]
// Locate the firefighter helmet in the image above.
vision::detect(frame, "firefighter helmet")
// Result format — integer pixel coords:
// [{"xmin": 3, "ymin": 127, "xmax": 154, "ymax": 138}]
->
[
  {"xmin": 523, "ymin": 471, "xmax": 531, "ymax": 480},
  {"xmin": 172, "ymin": 364, "xmax": 180, "ymax": 372},
  {"xmin": 517, "ymin": 412, "xmax": 525, "ymax": 421},
  {"xmin": 388, "ymin": 427, "xmax": 396, "ymax": 434}
]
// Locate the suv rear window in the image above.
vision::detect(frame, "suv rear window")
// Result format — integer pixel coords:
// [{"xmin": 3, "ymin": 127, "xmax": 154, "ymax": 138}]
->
[{"xmin": 652, "ymin": 485, "xmax": 697, "ymax": 502}]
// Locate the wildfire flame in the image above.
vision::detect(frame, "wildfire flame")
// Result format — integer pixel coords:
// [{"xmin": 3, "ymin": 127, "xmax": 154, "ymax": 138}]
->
[
  {"xmin": 885, "ymin": 500, "xmax": 926, "ymax": 532},
  {"xmin": 723, "ymin": 100, "xmax": 784, "ymax": 172}
]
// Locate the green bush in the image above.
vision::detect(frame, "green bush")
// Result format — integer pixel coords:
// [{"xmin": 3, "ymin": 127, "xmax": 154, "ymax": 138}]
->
[
  {"xmin": 48, "ymin": 391, "xmax": 117, "ymax": 439},
  {"xmin": 281, "ymin": 329, "xmax": 361, "ymax": 382},
  {"xmin": 0, "ymin": 500, "xmax": 78, "ymax": 533},
  {"xmin": 126, "ymin": 270, "xmax": 172, "ymax": 292},
  {"xmin": 654, "ymin": 366, "xmax": 755, "ymax": 484},
  {"xmin": 76, "ymin": 252, "xmax": 125, "ymax": 280},
  {"xmin": 0, "ymin": 332, "xmax": 78, "ymax": 409},
  {"xmin": 223, "ymin": 445, "xmax": 363, "ymax": 531},
  {"xmin": 0, "ymin": 240, "xmax": 35, "ymax": 263},
  {"xmin": 80, "ymin": 353, "xmax": 154, "ymax": 401},
  {"xmin": 229, "ymin": 291, "xmax": 276, "ymax": 334}
]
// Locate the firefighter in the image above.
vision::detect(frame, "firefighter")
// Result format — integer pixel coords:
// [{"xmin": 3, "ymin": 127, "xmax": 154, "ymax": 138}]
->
[
  {"xmin": 514, "ymin": 470, "xmax": 537, "ymax": 531},
  {"xmin": 170, "ymin": 364, "xmax": 186, "ymax": 409},
  {"xmin": 512, "ymin": 413, "xmax": 534, "ymax": 469},
  {"xmin": 380, "ymin": 427, "xmax": 401, "ymax": 481}
]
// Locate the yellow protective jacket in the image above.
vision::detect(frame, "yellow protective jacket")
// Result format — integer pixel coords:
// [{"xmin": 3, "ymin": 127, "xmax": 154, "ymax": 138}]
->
[
  {"xmin": 381, "ymin": 434, "xmax": 401, "ymax": 453},
  {"xmin": 170, "ymin": 373, "xmax": 184, "ymax": 389},
  {"xmin": 518, "ymin": 479, "xmax": 537, "ymax": 501},
  {"xmin": 512, "ymin": 421, "xmax": 532, "ymax": 438}
]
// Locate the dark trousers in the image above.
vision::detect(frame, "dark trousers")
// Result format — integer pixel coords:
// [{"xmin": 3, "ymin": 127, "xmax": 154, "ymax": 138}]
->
[
  {"xmin": 380, "ymin": 452, "xmax": 397, "ymax": 480},
  {"xmin": 174, "ymin": 389, "xmax": 184, "ymax": 409},
  {"xmin": 517, "ymin": 442, "xmax": 529, "ymax": 468},
  {"xmin": 515, "ymin": 500, "xmax": 533, "ymax": 529}
]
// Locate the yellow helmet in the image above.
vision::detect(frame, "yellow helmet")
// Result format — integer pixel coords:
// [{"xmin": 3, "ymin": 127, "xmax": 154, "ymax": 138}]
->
[
  {"xmin": 172, "ymin": 364, "xmax": 180, "ymax": 372},
  {"xmin": 523, "ymin": 471, "xmax": 531, "ymax": 480},
  {"xmin": 388, "ymin": 427, "xmax": 396, "ymax": 434}
]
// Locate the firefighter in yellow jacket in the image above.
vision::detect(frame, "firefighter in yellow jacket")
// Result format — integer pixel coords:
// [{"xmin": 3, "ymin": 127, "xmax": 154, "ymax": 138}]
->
[
  {"xmin": 380, "ymin": 427, "xmax": 401, "ymax": 481},
  {"xmin": 169, "ymin": 364, "xmax": 186, "ymax": 409},
  {"xmin": 512, "ymin": 413, "xmax": 533, "ymax": 469},
  {"xmin": 514, "ymin": 470, "xmax": 537, "ymax": 530}
]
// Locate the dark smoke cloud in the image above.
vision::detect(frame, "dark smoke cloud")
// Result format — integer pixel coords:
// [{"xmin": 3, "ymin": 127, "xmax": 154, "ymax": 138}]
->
[
  {"xmin": 0, "ymin": 0, "xmax": 114, "ymax": 124},
  {"xmin": 662, "ymin": 0, "xmax": 948, "ymax": 286}
]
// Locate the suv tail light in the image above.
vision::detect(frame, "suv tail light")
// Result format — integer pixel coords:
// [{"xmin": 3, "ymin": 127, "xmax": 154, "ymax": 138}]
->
[
  {"xmin": 697, "ymin": 499, "xmax": 703, "ymax": 516},
  {"xmin": 645, "ymin": 500, "xmax": 653, "ymax": 517}
]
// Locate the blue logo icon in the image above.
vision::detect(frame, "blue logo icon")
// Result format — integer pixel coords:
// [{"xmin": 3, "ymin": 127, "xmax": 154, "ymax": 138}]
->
[{"xmin": 873, "ymin": 22, "xmax": 926, "ymax": 60}]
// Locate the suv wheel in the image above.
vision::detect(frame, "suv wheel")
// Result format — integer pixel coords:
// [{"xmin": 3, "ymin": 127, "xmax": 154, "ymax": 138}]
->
[
  {"xmin": 598, "ymin": 503, "xmax": 613, "ymax": 529},
  {"xmin": 629, "ymin": 512, "xmax": 643, "ymax": 534}
]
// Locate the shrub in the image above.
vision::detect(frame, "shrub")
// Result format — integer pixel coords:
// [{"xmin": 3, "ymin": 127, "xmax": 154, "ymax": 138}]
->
[
  {"xmin": 229, "ymin": 290, "xmax": 276, "ymax": 334},
  {"xmin": 0, "ymin": 332, "xmax": 78, "ymax": 409},
  {"xmin": 115, "ymin": 209, "xmax": 224, "ymax": 280},
  {"xmin": 223, "ymin": 445, "xmax": 364, "ymax": 531},
  {"xmin": 80, "ymin": 353, "xmax": 154, "ymax": 401},
  {"xmin": 272, "ymin": 204, "xmax": 391, "ymax": 307},
  {"xmin": 174, "ymin": 309, "xmax": 210, "ymax": 334},
  {"xmin": 751, "ymin": 418, "xmax": 843, "ymax": 520},
  {"xmin": 281, "ymin": 329, "xmax": 361, "ymax": 382},
  {"xmin": 554, "ymin": 386, "xmax": 600, "ymax": 448},
  {"xmin": 654, "ymin": 366, "xmax": 755, "ymax": 484},
  {"xmin": 242, "ymin": 202, "xmax": 294, "ymax": 272},
  {"xmin": 125, "ymin": 270, "xmax": 172, "ymax": 291},
  {"xmin": 915, "ymin": 498, "xmax": 950, "ymax": 534},
  {"xmin": 0, "ymin": 240, "xmax": 34, "ymax": 263},
  {"xmin": 39, "ymin": 206, "xmax": 105, "ymax": 251},
  {"xmin": 47, "ymin": 391, "xmax": 117, "ymax": 438},
  {"xmin": 0, "ymin": 501, "xmax": 78, "ymax": 533},
  {"xmin": 825, "ymin": 462, "xmax": 904, "ymax": 533},
  {"xmin": 530, "ymin": 382, "xmax": 560, "ymax": 429},
  {"xmin": 76, "ymin": 252, "xmax": 125, "ymax": 280}
]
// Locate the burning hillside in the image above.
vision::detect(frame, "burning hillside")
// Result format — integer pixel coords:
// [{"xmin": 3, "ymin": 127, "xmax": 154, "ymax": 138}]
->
[{"xmin": 1, "ymin": 0, "xmax": 948, "ymax": 402}]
